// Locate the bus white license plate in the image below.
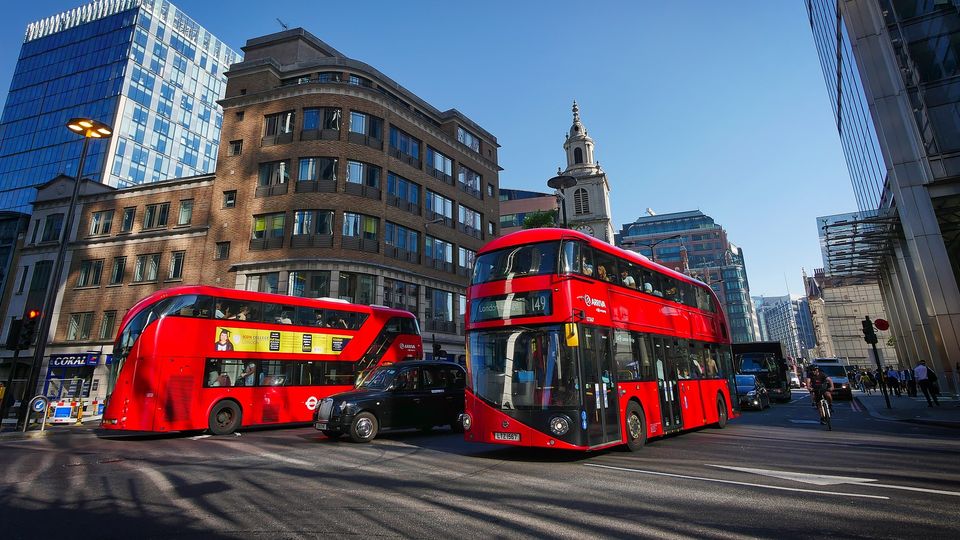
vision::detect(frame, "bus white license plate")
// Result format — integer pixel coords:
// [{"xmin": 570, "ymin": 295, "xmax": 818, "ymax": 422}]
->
[
  {"xmin": 493, "ymin": 432, "xmax": 520, "ymax": 441},
  {"xmin": 315, "ymin": 422, "xmax": 328, "ymax": 430}
]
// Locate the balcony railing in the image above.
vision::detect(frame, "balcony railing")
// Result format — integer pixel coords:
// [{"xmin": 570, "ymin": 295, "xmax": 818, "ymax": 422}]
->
[
  {"xmin": 386, "ymin": 194, "xmax": 420, "ymax": 216},
  {"xmin": 249, "ymin": 237, "xmax": 284, "ymax": 251},
  {"xmin": 458, "ymin": 182, "xmax": 482, "ymax": 200},
  {"xmin": 389, "ymin": 146, "xmax": 421, "ymax": 170},
  {"xmin": 425, "ymin": 257, "xmax": 453, "ymax": 273},
  {"xmin": 344, "ymin": 182, "xmax": 381, "ymax": 201},
  {"xmin": 429, "ymin": 168, "xmax": 454, "ymax": 186},
  {"xmin": 261, "ymin": 132, "xmax": 294, "ymax": 147},
  {"xmin": 295, "ymin": 180, "xmax": 337, "ymax": 193},
  {"xmin": 424, "ymin": 319, "xmax": 457, "ymax": 334},
  {"xmin": 385, "ymin": 245, "xmax": 420, "ymax": 264},
  {"xmin": 425, "ymin": 210, "xmax": 454, "ymax": 228},
  {"xmin": 457, "ymin": 222, "xmax": 482, "ymax": 240},
  {"xmin": 255, "ymin": 183, "xmax": 289, "ymax": 197},
  {"xmin": 300, "ymin": 128, "xmax": 340, "ymax": 142},
  {"xmin": 290, "ymin": 234, "xmax": 334, "ymax": 249},
  {"xmin": 341, "ymin": 236, "xmax": 379, "ymax": 253},
  {"xmin": 347, "ymin": 131, "xmax": 382, "ymax": 150}
]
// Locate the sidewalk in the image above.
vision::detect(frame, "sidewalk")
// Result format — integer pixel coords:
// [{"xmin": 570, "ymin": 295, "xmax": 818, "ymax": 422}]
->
[
  {"xmin": 854, "ymin": 389, "xmax": 960, "ymax": 429},
  {"xmin": 0, "ymin": 419, "xmax": 99, "ymax": 440}
]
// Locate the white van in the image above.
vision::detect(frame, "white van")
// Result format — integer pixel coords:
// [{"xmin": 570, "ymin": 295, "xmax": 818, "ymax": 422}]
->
[{"xmin": 810, "ymin": 358, "xmax": 853, "ymax": 399}]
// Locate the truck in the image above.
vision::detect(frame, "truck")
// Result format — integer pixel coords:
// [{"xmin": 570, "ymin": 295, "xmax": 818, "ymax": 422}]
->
[{"xmin": 732, "ymin": 342, "xmax": 792, "ymax": 403}]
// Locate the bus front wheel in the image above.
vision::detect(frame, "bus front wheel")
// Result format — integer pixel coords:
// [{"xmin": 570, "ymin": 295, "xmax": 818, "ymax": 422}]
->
[
  {"xmin": 349, "ymin": 412, "xmax": 379, "ymax": 443},
  {"xmin": 209, "ymin": 401, "xmax": 242, "ymax": 435},
  {"xmin": 625, "ymin": 402, "xmax": 646, "ymax": 452},
  {"xmin": 714, "ymin": 396, "xmax": 728, "ymax": 429}
]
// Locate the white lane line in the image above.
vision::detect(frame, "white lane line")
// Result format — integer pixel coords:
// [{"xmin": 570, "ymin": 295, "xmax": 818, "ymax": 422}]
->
[
  {"xmin": 189, "ymin": 434, "xmax": 211, "ymax": 440},
  {"xmin": 706, "ymin": 464, "xmax": 960, "ymax": 497},
  {"xmin": 869, "ymin": 483, "xmax": 960, "ymax": 497},
  {"xmin": 584, "ymin": 463, "xmax": 888, "ymax": 500}
]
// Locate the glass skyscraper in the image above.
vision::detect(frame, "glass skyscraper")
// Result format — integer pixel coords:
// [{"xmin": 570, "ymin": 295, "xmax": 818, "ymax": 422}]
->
[{"xmin": 0, "ymin": 0, "xmax": 240, "ymax": 213}]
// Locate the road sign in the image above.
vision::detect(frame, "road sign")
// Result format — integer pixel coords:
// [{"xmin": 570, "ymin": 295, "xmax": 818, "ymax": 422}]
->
[
  {"xmin": 874, "ymin": 318, "xmax": 889, "ymax": 331},
  {"xmin": 29, "ymin": 395, "xmax": 48, "ymax": 413}
]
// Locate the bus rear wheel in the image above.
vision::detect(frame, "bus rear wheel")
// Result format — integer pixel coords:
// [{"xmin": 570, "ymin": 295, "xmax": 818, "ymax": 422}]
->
[
  {"xmin": 625, "ymin": 402, "xmax": 646, "ymax": 452},
  {"xmin": 209, "ymin": 401, "xmax": 242, "ymax": 435},
  {"xmin": 714, "ymin": 396, "xmax": 728, "ymax": 429},
  {"xmin": 349, "ymin": 412, "xmax": 379, "ymax": 443}
]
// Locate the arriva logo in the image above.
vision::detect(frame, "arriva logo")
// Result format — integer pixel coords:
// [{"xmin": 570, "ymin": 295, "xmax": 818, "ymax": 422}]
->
[{"xmin": 582, "ymin": 294, "xmax": 607, "ymax": 309}]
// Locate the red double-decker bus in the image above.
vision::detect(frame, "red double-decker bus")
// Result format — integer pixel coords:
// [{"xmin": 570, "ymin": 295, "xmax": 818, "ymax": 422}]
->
[
  {"xmin": 462, "ymin": 229, "xmax": 737, "ymax": 451},
  {"xmin": 101, "ymin": 285, "xmax": 422, "ymax": 434}
]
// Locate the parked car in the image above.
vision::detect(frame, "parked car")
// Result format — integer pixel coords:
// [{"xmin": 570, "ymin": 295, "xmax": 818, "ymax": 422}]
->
[
  {"xmin": 788, "ymin": 372, "xmax": 801, "ymax": 388},
  {"xmin": 735, "ymin": 374, "xmax": 771, "ymax": 410},
  {"xmin": 314, "ymin": 361, "xmax": 466, "ymax": 443}
]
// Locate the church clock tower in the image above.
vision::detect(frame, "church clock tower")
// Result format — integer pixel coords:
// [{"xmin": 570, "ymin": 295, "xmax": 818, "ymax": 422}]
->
[{"xmin": 559, "ymin": 101, "xmax": 615, "ymax": 243}]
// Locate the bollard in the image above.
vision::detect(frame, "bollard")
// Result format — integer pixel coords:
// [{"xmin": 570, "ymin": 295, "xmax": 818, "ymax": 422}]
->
[{"xmin": 75, "ymin": 399, "xmax": 84, "ymax": 425}]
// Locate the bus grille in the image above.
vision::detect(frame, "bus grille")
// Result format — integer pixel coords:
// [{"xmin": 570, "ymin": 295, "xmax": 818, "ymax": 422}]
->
[{"xmin": 317, "ymin": 399, "xmax": 334, "ymax": 421}]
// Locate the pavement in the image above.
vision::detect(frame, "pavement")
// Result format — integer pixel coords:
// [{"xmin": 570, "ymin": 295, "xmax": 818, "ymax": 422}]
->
[
  {"xmin": 0, "ymin": 418, "xmax": 99, "ymax": 439},
  {"xmin": 854, "ymin": 388, "xmax": 960, "ymax": 429}
]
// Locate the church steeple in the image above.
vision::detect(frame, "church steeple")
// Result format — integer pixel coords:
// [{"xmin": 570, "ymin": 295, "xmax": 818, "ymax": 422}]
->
[{"xmin": 564, "ymin": 100, "xmax": 597, "ymax": 171}]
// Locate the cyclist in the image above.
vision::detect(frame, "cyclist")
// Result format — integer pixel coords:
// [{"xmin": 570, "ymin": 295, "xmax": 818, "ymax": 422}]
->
[{"xmin": 805, "ymin": 365, "xmax": 835, "ymax": 419}]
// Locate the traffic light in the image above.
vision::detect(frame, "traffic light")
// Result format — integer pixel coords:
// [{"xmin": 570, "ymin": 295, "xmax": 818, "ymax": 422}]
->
[
  {"xmin": 18, "ymin": 309, "xmax": 40, "ymax": 349},
  {"xmin": 433, "ymin": 341, "xmax": 442, "ymax": 359},
  {"xmin": 861, "ymin": 317, "xmax": 878, "ymax": 345}
]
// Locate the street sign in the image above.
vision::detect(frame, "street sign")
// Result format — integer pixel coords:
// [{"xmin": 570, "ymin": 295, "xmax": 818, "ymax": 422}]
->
[
  {"xmin": 874, "ymin": 318, "xmax": 889, "ymax": 331},
  {"xmin": 29, "ymin": 395, "xmax": 48, "ymax": 413}
]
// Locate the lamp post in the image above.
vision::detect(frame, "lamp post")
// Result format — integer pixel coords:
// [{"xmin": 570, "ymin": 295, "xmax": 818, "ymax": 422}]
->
[
  {"xmin": 17, "ymin": 118, "xmax": 112, "ymax": 429},
  {"xmin": 630, "ymin": 233, "xmax": 684, "ymax": 263},
  {"xmin": 547, "ymin": 173, "xmax": 577, "ymax": 228}
]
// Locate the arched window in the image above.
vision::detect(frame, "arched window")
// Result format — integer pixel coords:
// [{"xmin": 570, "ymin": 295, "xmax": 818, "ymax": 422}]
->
[
  {"xmin": 574, "ymin": 147, "xmax": 583, "ymax": 164},
  {"xmin": 573, "ymin": 188, "xmax": 590, "ymax": 215}
]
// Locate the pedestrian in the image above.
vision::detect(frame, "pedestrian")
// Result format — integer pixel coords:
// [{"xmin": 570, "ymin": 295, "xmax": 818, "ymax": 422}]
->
[
  {"xmin": 859, "ymin": 371, "xmax": 872, "ymax": 395},
  {"xmin": 886, "ymin": 368, "xmax": 901, "ymax": 397},
  {"xmin": 914, "ymin": 360, "xmax": 940, "ymax": 407}
]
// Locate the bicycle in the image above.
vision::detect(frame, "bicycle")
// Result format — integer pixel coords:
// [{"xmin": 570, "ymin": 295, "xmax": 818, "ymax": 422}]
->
[{"xmin": 812, "ymin": 389, "xmax": 832, "ymax": 430}]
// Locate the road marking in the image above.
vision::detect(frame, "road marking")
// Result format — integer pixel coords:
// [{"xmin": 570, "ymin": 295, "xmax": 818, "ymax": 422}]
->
[
  {"xmin": 188, "ymin": 434, "xmax": 211, "ymax": 440},
  {"xmin": 706, "ymin": 465, "xmax": 960, "ymax": 497},
  {"xmin": 788, "ymin": 420, "xmax": 821, "ymax": 424},
  {"xmin": 584, "ymin": 463, "xmax": 887, "ymax": 500}
]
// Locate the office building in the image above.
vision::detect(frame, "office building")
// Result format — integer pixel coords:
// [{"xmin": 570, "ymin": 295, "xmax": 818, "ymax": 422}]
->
[
  {"xmin": 0, "ymin": 0, "xmax": 240, "ymax": 213},
  {"xmin": 807, "ymin": 0, "xmax": 960, "ymax": 383},
  {"xmin": 618, "ymin": 210, "xmax": 760, "ymax": 343},
  {"xmin": 498, "ymin": 188, "xmax": 558, "ymax": 235},
  {"xmin": 753, "ymin": 295, "xmax": 813, "ymax": 360}
]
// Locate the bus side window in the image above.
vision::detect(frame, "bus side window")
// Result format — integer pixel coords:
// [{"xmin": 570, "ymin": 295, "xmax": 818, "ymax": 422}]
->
[{"xmin": 613, "ymin": 329, "xmax": 637, "ymax": 380}]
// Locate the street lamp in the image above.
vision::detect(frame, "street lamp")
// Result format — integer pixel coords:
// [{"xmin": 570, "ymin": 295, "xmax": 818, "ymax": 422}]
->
[
  {"xmin": 547, "ymin": 172, "xmax": 577, "ymax": 228},
  {"xmin": 629, "ymin": 233, "xmax": 684, "ymax": 263},
  {"xmin": 17, "ymin": 118, "xmax": 112, "ymax": 429}
]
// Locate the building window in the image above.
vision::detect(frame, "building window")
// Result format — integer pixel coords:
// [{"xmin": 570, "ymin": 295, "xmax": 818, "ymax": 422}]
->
[
  {"xmin": 66, "ymin": 312, "xmax": 94, "ymax": 341},
  {"xmin": 288, "ymin": 270, "xmax": 330, "ymax": 298},
  {"xmin": 168, "ymin": 251, "xmax": 185, "ymax": 280},
  {"xmin": 252, "ymin": 213, "xmax": 286, "ymax": 240},
  {"xmin": 264, "ymin": 111, "xmax": 295, "ymax": 136},
  {"xmin": 457, "ymin": 126, "xmax": 481, "ymax": 152},
  {"xmin": 574, "ymin": 147, "xmax": 583, "ymax": 164},
  {"xmin": 236, "ymin": 111, "xmax": 244, "ymax": 120},
  {"xmin": 143, "ymin": 203, "xmax": 170, "ymax": 229},
  {"xmin": 120, "ymin": 207, "xmax": 136, "ymax": 232},
  {"xmin": 487, "ymin": 184, "xmax": 495, "ymax": 198},
  {"xmin": 426, "ymin": 288, "xmax": 454, "ymax": 323},
  {"xmin": 134, "ymin": 254, "xmax": 161, "ymax": 282},
  {"xmin": 387, "ymin": 172, "xmax": 419, "ymax": 206},
  {"xmin": 293, "ymin": 210, "xmax": 334, "ymax": 236},
  {"xmin": 426, "ymin": 147, "xmax": 452, "ymax": 178},
  {"xmin": 40, "ymin": 213, "xmax": 64, "ymax": 242},
  {"xmin": 299, "ymin": 157, "xmax": 337, "ymax": 182},
  {"xmin": 99, "ymin": 311, "xmax": 117, "ymax": 340},
  {"xmin": 342, "ymin": 212, "xmax": 378, "ymax": 241},
  {"xmin": 425, "ymin": 236, "xmax": 454, "ymax": 263},
  {"xmin": 16, "ymin": 265, "xmax": 27, "ymax": 294},
  {"xmin": 458, "ymin": 205, "xmax": 482, "ymax": 234},
  {"xmin": 76, "ymin": 259, "xmax": 103, "ymax": 287},
  {"xmin": 246, "ymin": 272, "xmax": 280, "ymax": 294},
  {"xmin": 259, "ymin": 160, "xmax": 291, "ymax": 186},
  {"xmin": 458, "ymin": 165, "xmax": 482, "ymax": 195},
  {"xmin": 30, "ymin": 261, "xmax": 52, "ymax": 292},
  {"xmin": 573, "ymin": 188, "xmax": 590, "ymax": 215},
  {"xmin": 89, "ymin": 210, "xmax": 114, "ymax": 236},
  {"xmin": 385, "ymin": 222, "xmax": 420, "ymax": 252},
  {"xmin": 389, "ymin": 126, "xmax": 420, "ymax": 161},
  {"xmin": 383, "ymin": 278, "xmax": 418, "ymax": 313},
  {"xmin": 223, "ymin": 191, "xmax": 237, "ymax": 208},
  {"xmin": 338, "ymin": 271, "xmax": 376, "ymax": 304},
  {"xmin": 177, "ymin": 199, "xmax": 193, "ymax": 225},
  {"xmin": 110, "ymin": 257, "xmax": 126, "ymax": 285},
  {"xmin": 425, "ymin": 190, "xmax": 453, "ymax": 220},
  {"xmin": 346, "ymin": 160, "xmax": 381, "ymax": 188},
  {"xmin": 303, "ymin": 107, "xmax": 341, "ymax": 130},
  {"xmin": 215, "ymin": 242, "xmax": 230, "ymax": 260},
  {"xmin": 228, "ymin": 140, "xmax": 242, "ymax": 156},
  {"xmin": 488, "ymin": 221, "xmax": 495, "ymax": 236},
  {"xmin": 458, "ymin": 247, "xmax": 477, "ymax": 272},
  {"xmin": 349, "ymin": 111, "xmax": 382, "ymax": 139}
]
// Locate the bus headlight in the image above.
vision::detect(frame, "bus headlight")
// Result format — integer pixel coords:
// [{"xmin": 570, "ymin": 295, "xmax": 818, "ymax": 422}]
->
[
  {"xmin": 549, "ymin": 415, "xmax": 570, "ymax": 436},
  {"xmin": 460, "ymin": 413, "xmax": 472, "ymax": 431}
]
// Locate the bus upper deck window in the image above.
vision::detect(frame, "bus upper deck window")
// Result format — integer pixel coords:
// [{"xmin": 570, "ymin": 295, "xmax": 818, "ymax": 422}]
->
[{"xmin": 561, "ymin": 241, "xmax": 580, "ymax": 274}]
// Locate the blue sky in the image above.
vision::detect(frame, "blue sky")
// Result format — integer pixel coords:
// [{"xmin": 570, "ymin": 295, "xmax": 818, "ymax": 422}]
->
[{"xmin": 0, "ymin": 1, "xmax": 855, "ymax": 297}]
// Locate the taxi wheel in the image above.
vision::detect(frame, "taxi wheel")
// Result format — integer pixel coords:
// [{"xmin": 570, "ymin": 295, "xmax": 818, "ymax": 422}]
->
[
  {"xmin": 209, "ymin": 401, "xmax": 241, "ymax": 435},
  {"xmin": 349, "ymin": 412, "xmax": 378, "ymax": 443}
]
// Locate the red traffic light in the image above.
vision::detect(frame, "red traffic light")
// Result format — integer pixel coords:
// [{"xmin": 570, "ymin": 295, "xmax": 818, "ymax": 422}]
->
[{"xmin": 27, "ymin": 309, "xmax": 40, "ymax": 319}]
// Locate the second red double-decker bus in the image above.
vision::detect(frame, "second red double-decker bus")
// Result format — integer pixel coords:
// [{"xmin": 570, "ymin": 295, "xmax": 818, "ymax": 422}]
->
[
  {"xmin": 101, "ymin": 285, "xmax": 422, "ymax": 434},
  {"xmin": 462, "ymin": 229, "xmax": 737, "ymax": 451}
]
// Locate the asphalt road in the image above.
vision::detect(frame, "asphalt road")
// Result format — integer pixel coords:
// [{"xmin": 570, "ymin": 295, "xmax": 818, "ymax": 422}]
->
[{"xmin": 1, "ymin": 394, "xmax": 958, "ymax": 539}]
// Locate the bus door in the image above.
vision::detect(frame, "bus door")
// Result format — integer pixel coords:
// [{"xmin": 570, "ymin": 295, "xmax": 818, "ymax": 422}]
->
[
  {"xmin": 654, "ymin": 338, "xmax": 683, "ymax": 434},
  {"xmin": 580, "ymin": 327, "xmax": 621, "ymax": 447}
]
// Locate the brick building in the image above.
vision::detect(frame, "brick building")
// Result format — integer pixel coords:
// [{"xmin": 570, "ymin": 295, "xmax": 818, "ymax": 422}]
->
[{"xmin": 0, "ymin": 27, "xmax": 501, "ymax": 414}]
